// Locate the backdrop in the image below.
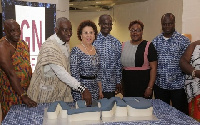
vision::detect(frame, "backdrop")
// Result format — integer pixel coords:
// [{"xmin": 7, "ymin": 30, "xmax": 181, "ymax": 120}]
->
[{"xmin": 2, "ymin": 0, "xmax": 56, "ymax": 71}]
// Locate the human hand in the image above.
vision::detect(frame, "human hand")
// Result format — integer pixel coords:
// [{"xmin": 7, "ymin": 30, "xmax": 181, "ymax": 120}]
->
[
  {"xmin": 144, "ymin": 88, "xmax": 153, "ymax": 98},
  {"xmin": 195, "ymin": 70, "xmax": 200, "ymax": 79},
  {"xmin": 21, "ymin": 95, "xmax": 37, "ymax": 107},
  {"xmin": 99, "ymin": 91, "xmax": 104, "ymax": 99},
  {"xmin": 82, "ymin": 88, "xmax": 92, "ymax": 106},
  {"xmin": 115, "ymin": 84, "xmax": 122, "ymax": 94}
]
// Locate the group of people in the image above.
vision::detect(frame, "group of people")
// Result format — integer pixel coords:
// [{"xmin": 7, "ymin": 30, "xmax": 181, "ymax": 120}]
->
[{"xmin": 0, "ymin": 12, "xmax": 200, "ymax": 122}]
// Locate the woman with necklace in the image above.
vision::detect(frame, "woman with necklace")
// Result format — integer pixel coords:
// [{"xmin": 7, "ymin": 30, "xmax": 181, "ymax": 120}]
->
[
  {"xmin": 70, "ymin": 20, "xmax": 103, "ymax": 102},
  {"xmin": 121, "ymin": 20, "xmax": 157, "ymax": 98}
]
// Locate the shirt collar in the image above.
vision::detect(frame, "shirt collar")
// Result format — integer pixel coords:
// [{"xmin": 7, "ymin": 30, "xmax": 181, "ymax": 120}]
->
[
  {"xmin": 161, "ymin": 31, "xmax": 177, "ymax": 39},
  {"xmin": 53, "ymin": 33, "xmax": 69, "ymax": 46},
  {"xmin": 99, "ymin": 32, "xmax": 111, "ymax": 39}
]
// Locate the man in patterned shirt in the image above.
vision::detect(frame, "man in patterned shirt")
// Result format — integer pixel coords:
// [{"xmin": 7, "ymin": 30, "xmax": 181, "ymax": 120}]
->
[
  {"xmin": 93, "ymin": 14, "xmax": 122, "ymax": 99},
  {"xmin": 152, "ymin": 13, "xmax": 190, "ymax": 114}
]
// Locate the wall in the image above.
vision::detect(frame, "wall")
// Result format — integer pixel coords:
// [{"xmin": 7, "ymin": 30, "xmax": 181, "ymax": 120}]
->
[
  {"xmin": 69, "ymin": 0, "xmax": 183, "ymax": 48},
  {"xmin": 112, "ymin": 0, "xmax": 183, "ymax": 42},
  {"xmin": 69, "ymin": 11, "xmax": 110, "ymax": 48},
  {"xmin": 182, "ymin": 0, "xmax": 200, "ymax": 42}
]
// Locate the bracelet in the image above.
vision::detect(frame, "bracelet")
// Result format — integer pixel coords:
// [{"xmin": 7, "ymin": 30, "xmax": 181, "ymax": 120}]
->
[
  {"xmin": 147, "ymin": 87, "xmax": 153, "ymax": 90},
  {"xmin": 78, "ymin": 85, "xmax": 86, "ymax": 93},
  {"xmin": 192, "ymin": 69, "xmax": 196, "ymax": 78},
  {"xmin": 20, "ymin": 92, "xmax": 27, "ymax": 97}
]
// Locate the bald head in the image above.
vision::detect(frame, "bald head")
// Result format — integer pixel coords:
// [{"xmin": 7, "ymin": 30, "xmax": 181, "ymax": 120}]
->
[
  {"xmin": 98, "ymin": 14, "xmax": 112, "ymax": 24},
  {"xmin": 4, "ymin": 19, "xmax": 19, "ymax": 31},
  {"xmin": 4, "ymin": 19, "xmax": 21, "ymax": 42},
  {"xmin": 98, "ymin": 14, "xmax": 113, "ymax": 36}
]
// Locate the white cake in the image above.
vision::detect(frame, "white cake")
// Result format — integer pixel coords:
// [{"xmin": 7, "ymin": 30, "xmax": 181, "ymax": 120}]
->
[
  {"xmin": 67, "ymin": 107, "xmax": 101, "ymax": 122},
  {"xmin": 75, "ymin": 100, "xmax": 86, "ymax": 109},
  {"xmin": 123, "ymin": 97, "xmax": 153, "ymax": 117},
  {"xmin": 99, "ymin": 98, "xmax": 116, "ymax": 117},
  {"xmin": 47, "ymin": 101, "xmax": 70, "ymax": 119},
  {"xmin": 67, "ymin": 100, "xmax": 101, "ymax": 122},
  {"xmin": 59, "ymin": 101, "xmax": 70, "ymax": 118},
  {"xmin": 47, "ymin": 101, "xmax": 61, "ymax": 119},
  {"xmin": 46, "ymin": 97, "xmax": 153, "ymax": 122},
  {"xmin": 115, "ymin": 99, "xmax": 127, "ymax": 117}
]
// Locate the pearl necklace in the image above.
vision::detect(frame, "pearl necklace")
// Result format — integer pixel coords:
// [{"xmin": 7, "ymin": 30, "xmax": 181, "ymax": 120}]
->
[
  {"xmin": 81, "ymin": 42, "xmax": 97, "ymax": 66},
  {"xmin": 5, "ymin": 38, "xmax": 17, "ymax": 50},
  {"xmin": 81, "ymin": 42, "xmax": 94, "ymax": 55}
]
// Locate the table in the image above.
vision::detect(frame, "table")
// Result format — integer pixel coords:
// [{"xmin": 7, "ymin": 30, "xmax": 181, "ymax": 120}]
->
[{"xmin": 2, "ymin": 99, "xmax": 200, "ymax": 125}]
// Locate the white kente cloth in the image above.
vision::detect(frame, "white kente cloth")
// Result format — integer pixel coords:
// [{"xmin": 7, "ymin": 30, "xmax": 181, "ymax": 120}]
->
[
  {"xmin": 185, "ymin": 45, "xmax": 200, "ymax": 103},
  {"xmin": 27, "ymin": 34, "xmax": 74, "ymax": 103}
]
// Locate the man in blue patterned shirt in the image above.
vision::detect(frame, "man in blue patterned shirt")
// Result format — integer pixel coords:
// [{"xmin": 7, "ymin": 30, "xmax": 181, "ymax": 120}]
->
[
  {"xmin": 93, "ymin": 14, "xmax": 122, "ymax": 99},
  {"xmin": 152, "ymin": 13, "xmax": 190, "ymax": 114}
]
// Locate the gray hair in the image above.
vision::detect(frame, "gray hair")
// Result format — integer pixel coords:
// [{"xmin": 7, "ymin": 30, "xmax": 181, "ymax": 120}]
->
[{"xmin": 55, "ymin": 17, "xmax": 69, "ymax": 29}]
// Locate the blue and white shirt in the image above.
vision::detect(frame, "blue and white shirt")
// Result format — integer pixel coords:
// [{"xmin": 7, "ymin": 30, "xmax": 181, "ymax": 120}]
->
[
  {"xmin": 93, "ymin": 32, "xmax": 122, "ymax": 92},
  {"xmin": 152, "ymin": 31, "xmax": 190, "ymax": 90}
]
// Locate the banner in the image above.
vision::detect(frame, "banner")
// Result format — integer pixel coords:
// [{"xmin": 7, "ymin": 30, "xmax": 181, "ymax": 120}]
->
[{"xmin": 2, "ymin": 0, "xmax": 56, "ymax": 71}]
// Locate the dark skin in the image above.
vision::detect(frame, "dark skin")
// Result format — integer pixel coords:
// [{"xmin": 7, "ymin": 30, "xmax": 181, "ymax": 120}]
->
[
  {"xmin": 0, "ymin": 19, "xmax": 37, "ymax": 119},
  {"xmin": 98, "ymin": 15, "xmax": 113, "ymax": 37},
  {"xmin": 161, "ymin": 15, "xmax": 175, "ymax": 38},
  {"xmin": 180, "ymin": 40, "xmax": 200, "ymax": 111},
  {"xmin": 129, "ymin": 23, "xmax": 157, "ymax": 98},
  {"xmin": 130, "ymin": 24, "xmax": 143, "ymax": 44},
  {"xmin": 55, "ymin": 20, "xmax": 92, "ymax": 106},
  {"xmin": 98, "ymin": 15, "xmax": 122, "ymax": 94}
]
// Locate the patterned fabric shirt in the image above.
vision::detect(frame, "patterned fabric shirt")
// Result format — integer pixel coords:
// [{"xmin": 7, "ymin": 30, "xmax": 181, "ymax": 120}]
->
[
  {"xmin": 152, "ymin": 31, "xmax": 190, "ymax": 90},
  {"xmin": 0, "ymin": 37, "xmax": 32, "ymax": 103},
  {"xmin": 93, "ymin": 32, "xmax": 122, "ymax": 92}
]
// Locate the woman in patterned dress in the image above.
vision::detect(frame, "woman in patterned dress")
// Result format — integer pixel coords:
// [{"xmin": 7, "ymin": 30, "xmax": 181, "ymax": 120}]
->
[
  {"xmin": 180, "ymin": 40, "xmax": 200, "ymax": 121},
  {"xmin": 70, "ymin": 20, "xmax": 103, "ymax": 102}
]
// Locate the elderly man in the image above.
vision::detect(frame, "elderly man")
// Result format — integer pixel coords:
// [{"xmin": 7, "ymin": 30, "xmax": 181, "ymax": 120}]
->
[
  {"xmin": 0, "ymin": 19, "xmax": 37, "ymax": 120},
  {"xmin": 93, "ymin": 14, "xmax": 122, "ymax": 99},
  {"xmin": 27, "ymin": 17, "xmax": 92, "ymax": 105},
  {"xmin": 152, "ymin": 13, "xmax": 190, "ymax": 114}
]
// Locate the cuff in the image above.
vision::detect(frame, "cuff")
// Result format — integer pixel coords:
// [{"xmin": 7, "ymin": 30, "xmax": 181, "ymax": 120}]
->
[{"xmin": 77, "ymin": 85, "xmax": 86, "ymax": 93}]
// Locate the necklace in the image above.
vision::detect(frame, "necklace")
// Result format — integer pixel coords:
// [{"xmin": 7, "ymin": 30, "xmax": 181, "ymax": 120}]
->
[
  {"xmin": 5, "ymin": 38, "xmax": 17, "ymax": 50},
  {"xmin": 81, "ymin": 42, "xmax": 94, "ymax": 55},
  {"xmin": 81, "ymin": 42, "xmax": 97, "ymax": 66}
]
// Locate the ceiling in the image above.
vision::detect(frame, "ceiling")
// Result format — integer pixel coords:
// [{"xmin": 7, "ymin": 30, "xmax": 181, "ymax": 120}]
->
[{"xmin": 69, "ymin": 0, "xmax": 148, "ymax": 12}]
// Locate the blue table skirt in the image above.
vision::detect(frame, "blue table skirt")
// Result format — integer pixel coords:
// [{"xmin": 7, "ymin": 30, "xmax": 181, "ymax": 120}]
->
[{"xmin": 2, "ymin": 99, "xmax": 200, "ymax": 125}]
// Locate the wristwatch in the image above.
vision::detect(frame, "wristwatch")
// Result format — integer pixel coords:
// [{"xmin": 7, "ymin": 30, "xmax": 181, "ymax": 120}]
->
[{"xmin": 192, "ymin": 69, "xmax": 196, "ymax": 78}]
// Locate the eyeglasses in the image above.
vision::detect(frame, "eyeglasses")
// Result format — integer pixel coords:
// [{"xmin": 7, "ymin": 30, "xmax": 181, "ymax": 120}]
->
[
  {"xmin": 82, "ymin": 31, "xmax": 95, "ymax": 35},
  {"xmin": 129, "ymin": 29, "xmax": 142, "ymax": 33}
]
